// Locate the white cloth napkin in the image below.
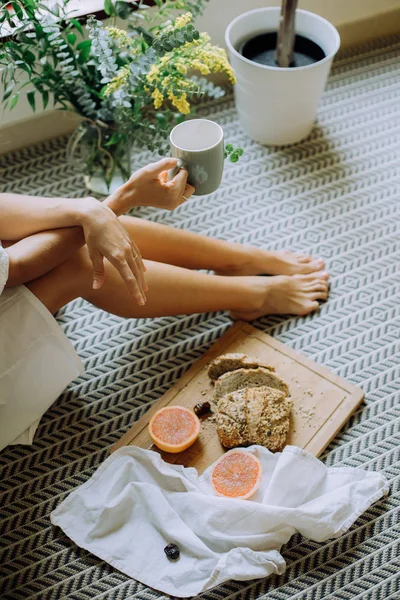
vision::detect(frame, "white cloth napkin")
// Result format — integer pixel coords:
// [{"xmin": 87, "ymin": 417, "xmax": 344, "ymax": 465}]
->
[{"xmin": 50, "ymin": 445, "xmax": 389, "ymax": 597}]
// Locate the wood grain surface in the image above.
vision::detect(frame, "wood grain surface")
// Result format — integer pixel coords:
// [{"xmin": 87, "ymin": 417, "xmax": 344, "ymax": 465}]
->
[{"xmin": 111, "ymin": 322, "xmax": 364, "ymax": 473}]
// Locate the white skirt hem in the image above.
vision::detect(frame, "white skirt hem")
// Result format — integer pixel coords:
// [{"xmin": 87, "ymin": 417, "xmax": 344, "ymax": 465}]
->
[{"xmin": 0, "ymin": 285, "xmax": 84, "ymax": 451}]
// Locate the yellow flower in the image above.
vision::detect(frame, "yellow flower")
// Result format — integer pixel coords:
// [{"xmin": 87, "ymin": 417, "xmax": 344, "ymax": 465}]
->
[
  {"xmin": 175, "ymin": 59, "xmax": 187, "ymax": 75},
  {"xmin": 178, "ymin": 80, "xmax": 191, "ymax": 89},
  {"xmin": 147, "ymin": 64, "xmax": 161, "ymax": 84},
  {"xmin": 104, "ymin": 66, "xmax": 130, "ymax": 95},
  {"xmin": 152, "ymin": 87, "xmax": 164, "ymax": 109},
  {"xmin": 174, "ymin": 12, "xmax": 192, "ymax": 29},
  {"xmin": 167, "ymin": 89, "xmax": 190, "ymax": 114},
  {"xmin": 189, "ymin": 59, "xmax": 210, "ymax": 75},
  {"xmin": 106, "ymin": 27, "xmax": 134, "ymax": 49},
  {"xmin": 144, "ymin": 25, "xmax": 236, "ymax": 114}
]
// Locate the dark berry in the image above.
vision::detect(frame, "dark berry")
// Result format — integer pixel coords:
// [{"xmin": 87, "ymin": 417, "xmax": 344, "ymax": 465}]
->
[
  {"xmin": 164, "ymin": 543, "xmax": 180, "ymax": 560},
  {"xmin": 194, "ymin": 401, "xmax": 211, "ymax": 417}
]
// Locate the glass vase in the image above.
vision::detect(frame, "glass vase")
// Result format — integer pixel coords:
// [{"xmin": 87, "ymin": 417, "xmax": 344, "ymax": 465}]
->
[{"xmin": 67, "ymin": 121, "xmax": 132, "ymax": 195}]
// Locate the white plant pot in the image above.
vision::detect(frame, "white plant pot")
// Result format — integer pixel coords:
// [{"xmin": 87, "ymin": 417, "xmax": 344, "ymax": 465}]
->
[{"xmin": 225, "ymin": 8, "xmax": 340, "ymax": 146}]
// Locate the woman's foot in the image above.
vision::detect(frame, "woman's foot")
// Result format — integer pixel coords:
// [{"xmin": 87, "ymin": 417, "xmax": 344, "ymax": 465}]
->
[
  {"xmin": 233, "ymin": 272, "xmax": 330, "ymax": 321},
  {"xmin": 216, "ymin": 248, "xmax": 325, "ymax": 277}
]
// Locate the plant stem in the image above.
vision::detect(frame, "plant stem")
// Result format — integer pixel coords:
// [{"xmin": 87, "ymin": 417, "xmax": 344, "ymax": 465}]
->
[{"xmin": 275, "ymin": 0, "xmax": 298, "ymax": 68}]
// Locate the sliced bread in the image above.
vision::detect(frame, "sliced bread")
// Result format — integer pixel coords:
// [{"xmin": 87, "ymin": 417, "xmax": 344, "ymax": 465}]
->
[
  {"xmin": 214, "ymin": 367, "xmax": 289, "ymax": 403},
  {"xmin": 252, "ymin": 387, "xmax": 292, "ymax": 452},
  {"xmin": 217, "ymin": 389, "xmax": 249, "ymax": 448},
  {"xmin": 208, "ymin": 353, "xmax": 275, "ymax": 381},
  {"xmin": 217, "ymin": 385, "xmax": 292, "ymax": 451}
]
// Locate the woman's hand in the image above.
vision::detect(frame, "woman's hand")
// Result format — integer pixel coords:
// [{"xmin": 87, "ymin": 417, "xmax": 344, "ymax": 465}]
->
[
  {"xmin": 105, "ymin": 158, "xmax": 195, "ymax": 215},
  {"xmin": 80, "ymin": 200, "xmax": 147, "ymax": 305}
]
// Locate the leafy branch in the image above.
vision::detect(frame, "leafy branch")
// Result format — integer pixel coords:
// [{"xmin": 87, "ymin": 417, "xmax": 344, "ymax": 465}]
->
[
  {"xmin": 0, "ymin": 0, "xmax": 243, "ymax": 189},
  {"xmin": 224, "ymin": 144, "xmax": 244, "ymax": 163}
]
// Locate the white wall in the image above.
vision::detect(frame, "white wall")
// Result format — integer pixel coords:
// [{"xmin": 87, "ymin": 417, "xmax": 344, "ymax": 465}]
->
[
  {"xmin": 1, "ymin": 0, "xmax": 400, "ymax": 150},
  {"xmin": 195, "ymin": 0, "xmax": 400, "ymax": 47}
]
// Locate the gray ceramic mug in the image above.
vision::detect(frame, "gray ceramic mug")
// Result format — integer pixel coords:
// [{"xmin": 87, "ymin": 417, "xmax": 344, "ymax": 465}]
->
[{"xmin": 167, "ymin": 118, "xmax": 224, "ymax": 196}]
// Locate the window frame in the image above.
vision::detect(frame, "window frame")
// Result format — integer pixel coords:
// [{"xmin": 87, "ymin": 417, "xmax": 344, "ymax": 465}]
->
[{"xmin": 0, "ymin": 1, "xmax": 156, "ymax": 41}]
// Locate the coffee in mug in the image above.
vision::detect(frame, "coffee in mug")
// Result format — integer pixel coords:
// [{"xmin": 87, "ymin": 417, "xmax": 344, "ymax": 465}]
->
[{"xmin": 167, "ymin": 118, "xmax": 224, "ymax": 196}]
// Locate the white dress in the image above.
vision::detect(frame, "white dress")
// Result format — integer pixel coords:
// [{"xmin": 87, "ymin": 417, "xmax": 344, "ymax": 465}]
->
[{"xmin": 0, "ymin": 242, "xmax": 84, "ymax": 451}]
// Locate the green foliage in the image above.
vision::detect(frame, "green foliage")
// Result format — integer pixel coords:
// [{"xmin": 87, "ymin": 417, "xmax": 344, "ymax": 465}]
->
[
  {"xmin": 0, "ymin": 0, "xmax": 95, "ymax": 116},
  {"xmin": 152, "ymin": 23, "xmax": 199, "ymax": 55},
  {"xmin": 0, "ymin": 0, "xmax": 239, "ymax": 187},
  {"xmin": 224, "ymin": 145, "xmax": 244, "ymax": 162}
]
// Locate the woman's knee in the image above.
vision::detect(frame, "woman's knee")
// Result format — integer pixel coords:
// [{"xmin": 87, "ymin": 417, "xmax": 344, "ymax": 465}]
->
[
  {"xmin": 59, "ymin": 246, "xmax": 93, "ymax": 292},
  {"xmin": 27, "ymin": 247, "xmax": 93, "ymax": 313}
]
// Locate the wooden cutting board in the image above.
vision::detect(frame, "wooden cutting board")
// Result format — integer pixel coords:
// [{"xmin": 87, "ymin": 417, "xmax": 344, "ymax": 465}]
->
[{"xmin": 112, "ymin": 321, "xmax": 364, "ymax": 473}]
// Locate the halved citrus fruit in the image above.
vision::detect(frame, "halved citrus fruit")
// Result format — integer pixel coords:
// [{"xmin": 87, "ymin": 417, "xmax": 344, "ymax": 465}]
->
[
  {"xmin": 149, "ymin": 406, "xmax": 201, "ymax": 453},
  {"xmin": 211, "ymin": 450, "xmax": 263, "ymax": 500}
]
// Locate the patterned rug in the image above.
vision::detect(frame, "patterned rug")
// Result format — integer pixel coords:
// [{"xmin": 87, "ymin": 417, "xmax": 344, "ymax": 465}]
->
[{"xmin": 1, "ymin": 34, "xmax": 399, "ymax": 600}]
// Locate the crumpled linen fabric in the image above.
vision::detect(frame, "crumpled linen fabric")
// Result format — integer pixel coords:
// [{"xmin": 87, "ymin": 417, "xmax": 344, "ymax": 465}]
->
[
  {"xmin": 51, "ymin": 445, "xmax": 389, "ymax": 597},
  {"xmin": 0, "ymin": 242, "xmax": 84, "ymax": 449}
]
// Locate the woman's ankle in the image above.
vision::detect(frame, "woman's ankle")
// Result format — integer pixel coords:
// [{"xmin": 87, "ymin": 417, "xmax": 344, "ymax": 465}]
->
[
  {"xmin": 230, "ymin": 276, "xmax": 266, "ymax": 313},
  {"xmin": 215, "ymin": 244, "xmax": 259, "ymax": 276}
]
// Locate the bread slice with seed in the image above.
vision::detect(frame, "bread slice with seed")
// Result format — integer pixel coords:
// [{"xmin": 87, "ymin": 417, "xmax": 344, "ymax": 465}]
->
[
  {"xmin": 217, "ymin": 386, "xmax": 292, "ymax": 451},
  {"xmin": 217, "ymin": 389, "xmax": 249, "ymax": 448},
  {"xmin": 208, "ymin": 353, "xmax": 275, "ymax": 381},
  {"xmin": 252, "ymin": 387, "xmax": 292, "ymax": 452},
  {"xmin": 214, "ymin": 367, "xmax": 289, "ymax": 403}
]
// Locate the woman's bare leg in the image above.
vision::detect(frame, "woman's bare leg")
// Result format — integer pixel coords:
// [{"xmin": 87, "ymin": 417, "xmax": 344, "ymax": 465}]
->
[
  {"xmin": 119, "ymin": 216, "xmax": 325, "ymax": 276},
  {"xmin": 26, "ymin": 247, "xmax": 329, "ymax": 320}
]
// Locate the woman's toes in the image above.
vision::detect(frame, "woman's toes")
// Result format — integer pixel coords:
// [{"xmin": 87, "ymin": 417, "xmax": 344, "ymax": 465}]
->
[
  {"xmin": 311, "ymin": 257, "xmax": 325, "ymax": 268},
  {"xmin": 311, "ymin": 290, "xmax": 329, "ymax": 301},
  {"xmin": 308, "ymin": 280, "xmax": 329, "ymax": 291},
  {"xmin": 300, "ymin": 301, "xmax": 320, "ymax": 316},
  {"xmin": 294, "ymin": 253, "xmax": 324, "ymax": 267},
  {"xmin": 315, "ymin": 270, "xmax": 329, "ymax": 280},
  {"xmin": 299, "ymin": 258, "xmax": 325, "ymax": 273},
  {"xmin": 296, "ymin": 254, "xmax": 313, "ymax": 263},
  {"xmin": 294, "ymin": 272, "xmax": 329, "ymax": 283}
]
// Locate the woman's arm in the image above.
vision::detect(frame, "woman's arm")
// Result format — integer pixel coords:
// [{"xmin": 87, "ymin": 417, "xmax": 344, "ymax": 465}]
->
[
  {"xmin": 0, "ymin": 187, "xmax": 133, "ymax": 286},
  {"xmin": 1, "ymin": 157, "xmax": 194, "ymax": 300},
  {"xmin": 0, "ymin": 194, "xmax": 98, "ymax": 241},
  {"xmin": 1, "ymin": 188, "xmax": 129, "ymax": 287},
  {"xmin": 2, "ymin": 194, "xmax": 147, "ymax": 304},
  {"xmin": 0, "ymin": 158, "xmax": 190, "ymax": 240}
]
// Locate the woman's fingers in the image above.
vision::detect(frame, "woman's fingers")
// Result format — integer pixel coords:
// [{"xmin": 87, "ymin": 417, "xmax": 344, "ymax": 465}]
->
[
  {"xmin": 159, "ymin": 170, "xmax": 168, "ymax": 184},
  {"xmin": 89, "ymin": 250, "xmax": 105, "ymax": 290},
  {"xmin": 181, "ymin": 183, "xmax": 195, "ymax": 202},
  {"xmin": 129, "ymin": 239, "xmax": 147, "ymax": 290},
  {"xmin": 127, "ymin": 247, "xmax": 147, "ymax": 297},
  {"xmin": 110, "ymin": 254, "xmax": 145, "ymax": 305},
  {"xmin": 164, "ymin": 169, "xmax": 196, "ymax": 208},
  {"xmin": 147, "ymin": 157, "xmax": 179, "ymax": 176},
  {"xmin": 168, "ymin": 167, "xmax": 188, "ymax": 195},
  {"xmin": 131, "ymin": 239, "xmax": 147, "ymax": 274}
]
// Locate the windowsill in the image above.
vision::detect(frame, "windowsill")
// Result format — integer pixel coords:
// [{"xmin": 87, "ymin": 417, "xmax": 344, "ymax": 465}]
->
[
  {"xmin": 1, "ymin": 0, "xmax": 400, "ymax": 154},
  {"xmin": 0, "ymin": 0, "xmax": 155, "ymax": 40}
]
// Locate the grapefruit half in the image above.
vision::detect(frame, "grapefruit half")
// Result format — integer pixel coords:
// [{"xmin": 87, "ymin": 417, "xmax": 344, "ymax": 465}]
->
[
  {"xmin": 149, "ymin": 406, "xmax": 201, "ymax": 453},
  {"xmin": 211, "ymin": 449, "xmax": 263, "ymax": 500}
]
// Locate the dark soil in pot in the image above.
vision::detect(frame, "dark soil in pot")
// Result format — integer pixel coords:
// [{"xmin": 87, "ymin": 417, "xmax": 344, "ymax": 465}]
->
[{"xmin": 239, "ymin": 32, "xmax": 325, "ymax": 68}]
